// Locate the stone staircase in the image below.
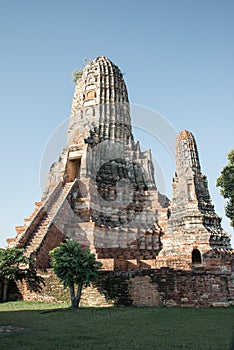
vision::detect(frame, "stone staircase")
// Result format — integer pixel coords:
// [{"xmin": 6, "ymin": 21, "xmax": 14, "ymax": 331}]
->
[{"xmin": 24, "ymin": 181, "xmax": 75, "ymax": 257}]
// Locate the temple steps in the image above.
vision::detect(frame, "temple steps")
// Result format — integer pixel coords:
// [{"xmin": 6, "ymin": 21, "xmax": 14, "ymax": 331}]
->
[{"xmin": 24, "ymin": 182, "xmax": 74, "ymax": 256}]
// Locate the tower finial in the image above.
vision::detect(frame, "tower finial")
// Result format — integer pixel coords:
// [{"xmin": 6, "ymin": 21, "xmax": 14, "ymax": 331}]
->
[{"xmin": 176, "ymin": 130, "xmax": 201, "ymax": 174}]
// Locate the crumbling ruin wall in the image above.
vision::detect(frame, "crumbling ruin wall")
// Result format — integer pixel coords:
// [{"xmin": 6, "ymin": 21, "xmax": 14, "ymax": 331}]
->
[{"xmin": 9, "ymin": 266, "xmax": 234, "ymax": 307}]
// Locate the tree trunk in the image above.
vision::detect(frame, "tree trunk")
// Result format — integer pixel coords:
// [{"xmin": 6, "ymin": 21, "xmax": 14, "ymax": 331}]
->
[
  {"xmin": 2, "ymin": 280, "xmax": 9, "ymax": 302},
  {"xmin": 69, "ymin": 284, "xmax": 76, "ymax": 309},
  {"xmin": 69, "ymin": 281, "xmax": 83, "ymax": 309},
  {"xmin": 74, "ymin": 280, "xmax": 83, "ymax": 308}
]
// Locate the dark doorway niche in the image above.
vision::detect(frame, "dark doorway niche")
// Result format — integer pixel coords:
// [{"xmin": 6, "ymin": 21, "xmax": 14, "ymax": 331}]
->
[{"xmin": 192, "ymin": 249, "xmax": 202, "ymax": 264}]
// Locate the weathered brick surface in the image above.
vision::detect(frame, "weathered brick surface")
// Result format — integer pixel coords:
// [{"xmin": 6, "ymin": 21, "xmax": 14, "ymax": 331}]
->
[
  {"xmin": 14, "ymin": 270, "xmax": 112, "ymax": 307},
  {"xmin": 128, "ymin": 275, "xmax": 161, "ymax": 306},
  {"xmin": 8, "ymin": 267, "xmax": 233, "ymax": 307}
]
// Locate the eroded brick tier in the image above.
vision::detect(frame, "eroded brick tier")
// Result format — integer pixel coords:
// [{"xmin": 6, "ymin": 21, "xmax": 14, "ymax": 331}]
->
[{"xmin": 7, "ymin": 57, "xmax": 233, "ymax": 276}]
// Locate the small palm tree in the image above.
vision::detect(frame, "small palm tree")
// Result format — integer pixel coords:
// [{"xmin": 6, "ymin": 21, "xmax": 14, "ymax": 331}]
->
[{"xmin": 50, "ymin": 240, "xmax": 102, "ymax": 309}]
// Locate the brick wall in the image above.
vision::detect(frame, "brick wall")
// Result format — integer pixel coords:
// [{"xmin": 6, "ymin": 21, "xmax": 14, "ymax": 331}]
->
[
  {"xmin": 9, "ymin": 268, "xmax": 234, "ymax": 307},
  {"xmin": 96, "ymin": 268, "xmax": 234, "ymax": 307}
]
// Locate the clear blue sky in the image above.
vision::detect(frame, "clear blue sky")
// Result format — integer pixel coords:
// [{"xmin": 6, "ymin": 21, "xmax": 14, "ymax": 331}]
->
[{"xmin": 0, "ymin": 0, "xmax": 233, "ymax": 247}]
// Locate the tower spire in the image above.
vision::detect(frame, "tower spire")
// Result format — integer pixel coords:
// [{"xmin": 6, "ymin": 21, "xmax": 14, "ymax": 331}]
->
[{"xmin": 176, "ymin": 130, "xmax": 201, "ymax": 175}]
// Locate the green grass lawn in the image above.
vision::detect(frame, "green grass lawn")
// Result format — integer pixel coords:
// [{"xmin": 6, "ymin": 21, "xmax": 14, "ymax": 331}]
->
[{"xmin": 0, "ymin": 302, "xmax": 234, "ymax": 350}]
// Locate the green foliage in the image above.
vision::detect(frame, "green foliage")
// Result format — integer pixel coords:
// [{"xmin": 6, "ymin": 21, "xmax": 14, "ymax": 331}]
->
[
  {"xmin": 72, "ymin": 57, "xmax": 92, "ymax": 83},
  {"xmin": 72, "ymin": 69, "xmax": 83, "ymax": 83},
  {"xmin": 50, "ymin": 240, "xmax": 102, "ymax": 288},
  {"xmin": 50, "ymin": 240, "xmax": 102, "ymax": 308},
  {"xmin": 83, "ymin": 56, "xmax": 91, "ymax": 65},
  {"xmin": 0, "ymin": 248, "xmax": 44, "ymax": 302},
  {"xmin": 217, "ymin": 149, "xmax": 234, "ymax": 227},
  {"xmin": 0, "ymin": 248, "xmax": 29, "ymax": 282}
]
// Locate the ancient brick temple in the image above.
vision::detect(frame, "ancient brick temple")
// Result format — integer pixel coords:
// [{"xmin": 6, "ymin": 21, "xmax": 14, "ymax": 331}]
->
[{"xmin": 7, "ymin": 56, "xmax": 234, "ymax": 306}]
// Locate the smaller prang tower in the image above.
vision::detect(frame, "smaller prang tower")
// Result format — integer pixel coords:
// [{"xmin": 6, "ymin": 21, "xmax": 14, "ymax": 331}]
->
[{"xmin": 157, "ymin": 130, "xmax": 232, "ymax": 269}]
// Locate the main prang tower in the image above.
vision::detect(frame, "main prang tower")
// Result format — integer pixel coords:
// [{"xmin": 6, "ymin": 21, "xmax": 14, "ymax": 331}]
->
[{"xmin": 8, "ymin": 57, "xmax": 168, "ymax": 270}]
